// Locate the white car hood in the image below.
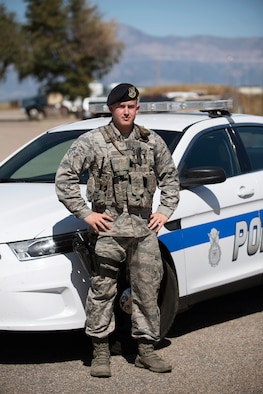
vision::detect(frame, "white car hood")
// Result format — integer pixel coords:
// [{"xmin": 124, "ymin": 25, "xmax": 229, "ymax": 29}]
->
[{"xmin": 0, "ymin": 183, "xmax": 86, "ymax": 243}]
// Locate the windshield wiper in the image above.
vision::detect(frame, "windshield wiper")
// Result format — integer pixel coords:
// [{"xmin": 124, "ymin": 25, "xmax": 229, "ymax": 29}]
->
[
  {"xmin": 0, "ymin": 178, "xmax": 54, "ymax": 183},
  {"xmin": 0, "ymin": 178, "xmax": 18, "ymax": 183}
]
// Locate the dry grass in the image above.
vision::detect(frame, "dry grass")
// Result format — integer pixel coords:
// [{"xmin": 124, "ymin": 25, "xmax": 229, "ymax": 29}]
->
[
  {"xmin": 141, "ymin": 84, "xmax": 263, "ymax": 115},
  {"xmin": 1, "ymin": 85, "xmax": 262, "ymax": 115}
]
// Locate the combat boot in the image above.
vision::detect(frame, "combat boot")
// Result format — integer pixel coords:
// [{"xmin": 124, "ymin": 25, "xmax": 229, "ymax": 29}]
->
[
  {"xmin": 135, "ymin": 339, "xmax": 172, "ymax": 373},
  {"xmin": 90, "ymin": 337, "xmax": 111, "ymax": 378}
]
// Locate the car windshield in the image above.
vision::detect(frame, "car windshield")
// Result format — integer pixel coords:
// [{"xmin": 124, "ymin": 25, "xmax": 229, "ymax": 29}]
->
[{"xmin": 0, "ymin": 128, "xmax": 181, "ymax": 183}]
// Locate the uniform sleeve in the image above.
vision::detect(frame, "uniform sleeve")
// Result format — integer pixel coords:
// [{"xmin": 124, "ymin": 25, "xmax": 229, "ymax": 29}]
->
[
  {"xmin": 153, "ymin": 133, "xmax": 180, "ymax": 218},
  {"xmin": 55, "ymin": 133, "xmax": 93, "ymax": 220}
]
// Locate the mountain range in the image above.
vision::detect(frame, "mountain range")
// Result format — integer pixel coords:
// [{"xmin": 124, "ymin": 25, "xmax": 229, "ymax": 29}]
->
[
  {"xmin": 1, "ymin": 24, "xmax": 263, "ymax": 101},
  {"xmin": 102, "ymin": 24, "xmax": 263, "ymax": 88}
]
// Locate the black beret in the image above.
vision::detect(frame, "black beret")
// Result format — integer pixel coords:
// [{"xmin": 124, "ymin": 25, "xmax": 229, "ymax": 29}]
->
[{"xmin": 107, "ymin": 83, "xmax": 139, "ymax": 106}]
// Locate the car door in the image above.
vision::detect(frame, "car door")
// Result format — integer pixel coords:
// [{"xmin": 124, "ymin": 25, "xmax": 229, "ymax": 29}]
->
[{"xmin": 174, "ymin": 123, "xmax": 262, "ymax": 297}]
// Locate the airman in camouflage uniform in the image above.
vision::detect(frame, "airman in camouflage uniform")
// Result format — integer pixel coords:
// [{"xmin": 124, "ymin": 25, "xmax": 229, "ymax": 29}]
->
[{"xmin": 55, "ymin": 83, "xmax": 180, "ymax": 377}]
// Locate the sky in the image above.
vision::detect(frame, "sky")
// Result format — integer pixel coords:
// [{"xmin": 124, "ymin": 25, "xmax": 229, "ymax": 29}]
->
[{"xmin": 1, "ymin": 0, "xmax": 263, "ymax": 38}]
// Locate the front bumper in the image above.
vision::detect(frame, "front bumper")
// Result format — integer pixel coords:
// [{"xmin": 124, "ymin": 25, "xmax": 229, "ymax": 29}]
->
[{"xmin": 0, "ymin": 244, "xmax": 90, "ymax": 331}]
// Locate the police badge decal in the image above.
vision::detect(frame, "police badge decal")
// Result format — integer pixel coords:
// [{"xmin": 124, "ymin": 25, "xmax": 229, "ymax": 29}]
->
[{"xmin": 208, "ymin": 228, "xmax": 221, "ymax": 267}]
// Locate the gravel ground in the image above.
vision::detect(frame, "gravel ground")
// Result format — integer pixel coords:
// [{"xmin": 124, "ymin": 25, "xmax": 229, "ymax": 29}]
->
[{"xmin": 0, "ymin": 110, "xmax": 262, "ymax": 393}]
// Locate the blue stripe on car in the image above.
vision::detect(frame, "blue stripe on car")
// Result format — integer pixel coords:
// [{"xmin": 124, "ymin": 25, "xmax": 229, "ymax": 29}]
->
[{"xmin": 159, "ymin": 210, "xmax": 262, "ymax": 252}]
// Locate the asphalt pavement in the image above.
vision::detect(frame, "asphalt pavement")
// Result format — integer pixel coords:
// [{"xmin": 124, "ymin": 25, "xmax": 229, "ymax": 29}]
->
[{"xmin": 0, "ymin": 286, "xmax": 262, "ymax": 394}]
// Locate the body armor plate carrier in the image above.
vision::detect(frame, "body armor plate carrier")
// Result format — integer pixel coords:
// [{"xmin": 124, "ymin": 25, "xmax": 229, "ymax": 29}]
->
[{"xmin": 87, "ymin": 125, "xmax": 157, "ymax": 211}]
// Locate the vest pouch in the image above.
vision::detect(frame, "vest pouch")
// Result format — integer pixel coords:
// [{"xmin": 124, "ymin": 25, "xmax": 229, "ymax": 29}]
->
[
  {"xmin": 93, "ymin": 189, "xmax": 106, "ymax": 207},
  {"xmin": 145, "ymin": 172, "xmax": 157, "ymax": 194},
  {"xmin": 127, "ymin": 172, "xmax": 144, "ymax": 207},
  {"xmin": 110, "ymin": 155, "xmax": 130, "ymax": 177},
  {"xmin": 113, "ymin": 176, "xmax": 124, "ymax": 208},
  {"xmin": 138, "ymin": 172, "xmax": 157, "ymax": 208},
  {"xmin": 86, "ymin": 175, "xmax": 95, "ymax": 202},
  {"xmin": 92, "ymin": 175, "xmax": 109, "ymax": 207}
]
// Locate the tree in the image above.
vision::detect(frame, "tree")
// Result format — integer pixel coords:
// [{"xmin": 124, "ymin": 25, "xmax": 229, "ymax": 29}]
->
[
  {"xmin": 17, "ymin": 0, "xmax": 123, "ymax": 98},
  {"xmin": 0, "ymin": 4, "xmax": 23, "ymax": 80}
]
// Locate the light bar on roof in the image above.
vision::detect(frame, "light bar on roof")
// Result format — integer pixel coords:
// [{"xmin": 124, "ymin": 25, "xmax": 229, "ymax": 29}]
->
[
  {"xmin": 89, "ymin": 103, "xmax": 109, "ymax": 114},
  {"xmin": 89, "ymin": 99, "xmax": 233, "ymax": 115}
]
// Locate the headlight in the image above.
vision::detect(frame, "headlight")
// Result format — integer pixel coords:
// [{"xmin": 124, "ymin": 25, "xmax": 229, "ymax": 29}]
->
[{"xmin": 8, "ymin": 234, "xmax": 75, "ymax": 261}]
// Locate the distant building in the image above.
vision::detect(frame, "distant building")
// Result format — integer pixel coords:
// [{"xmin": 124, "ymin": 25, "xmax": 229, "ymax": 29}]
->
[{"xmin": 238, "ymin": 86, "xmax": 263, "ymax": 95}]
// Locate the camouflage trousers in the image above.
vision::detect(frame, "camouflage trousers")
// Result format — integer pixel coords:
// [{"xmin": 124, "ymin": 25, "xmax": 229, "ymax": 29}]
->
[{"xmin": 85, "ymin": 232, "xmax": 163, "ymax": 342}]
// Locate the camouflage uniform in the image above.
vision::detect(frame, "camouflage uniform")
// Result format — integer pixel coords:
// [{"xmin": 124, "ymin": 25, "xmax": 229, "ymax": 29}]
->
[{"xmin": 55, "ymin": 121, "xmax": 179, "ymax": 342}]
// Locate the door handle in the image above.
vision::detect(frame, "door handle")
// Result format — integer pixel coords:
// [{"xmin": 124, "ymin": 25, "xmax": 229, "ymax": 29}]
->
[{"xmin": 238, "ymin": 185, "xmax": 255, "ymax": 198}]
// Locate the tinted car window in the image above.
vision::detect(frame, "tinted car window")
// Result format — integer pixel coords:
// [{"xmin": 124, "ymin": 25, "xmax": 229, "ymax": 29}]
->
[
  {"xmin": 179, "ymin": 128, "xmax": 240, "ymax": 178},
  {"xmin": 0, "ymin": 128, "xmax": 181, "ymax": 183},
  {"xmin": 235, "ymin": 125, "xmax": 263, "ymax": 171},
  {"xmin": 0, "ymin": 130, "xmax": 85, "ymax": 182},
  {"xmin": 154, "ymin": 129, "xmax": 182, "ymax": 153}
]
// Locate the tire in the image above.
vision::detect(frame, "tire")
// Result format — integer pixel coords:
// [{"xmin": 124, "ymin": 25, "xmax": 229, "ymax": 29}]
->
[
  {"xmin": 27, "ymin": 107, "xmax": 43, "ymax": 120},
  {"xmin": 159, "ymin": 259, "xmax": 179, "ymax": 337}
]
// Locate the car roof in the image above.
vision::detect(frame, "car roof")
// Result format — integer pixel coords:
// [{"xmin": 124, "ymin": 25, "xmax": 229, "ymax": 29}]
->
[
  {"xmin": 47, "ymin": 112, "xmax": 263, "ymax": 135},
  {"xmin": 47, "ymin": 112, "xmax": 211, "ymax": 133}
]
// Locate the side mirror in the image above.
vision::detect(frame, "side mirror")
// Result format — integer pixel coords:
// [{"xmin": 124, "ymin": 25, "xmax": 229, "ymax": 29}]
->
[{"xmin": 180, "ymin": 167, "xmax": 226, "ymax": 188}]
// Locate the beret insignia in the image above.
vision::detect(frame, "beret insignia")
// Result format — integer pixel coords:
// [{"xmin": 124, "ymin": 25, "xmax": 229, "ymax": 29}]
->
[{"xmin": 128, "ymin": 86, "xmax": 137, "ymax": 99}]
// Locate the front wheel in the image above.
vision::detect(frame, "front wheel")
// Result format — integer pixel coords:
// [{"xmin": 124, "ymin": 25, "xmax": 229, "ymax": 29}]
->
[{"xmin": 159, "ymin": 259, "xmax": 179, "ymax": 337}]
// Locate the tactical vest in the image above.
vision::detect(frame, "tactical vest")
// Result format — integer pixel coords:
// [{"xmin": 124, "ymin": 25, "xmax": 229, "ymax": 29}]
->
[{"xmin": 87, "ymin": 124, "xmax": 157, "ymax": 211}]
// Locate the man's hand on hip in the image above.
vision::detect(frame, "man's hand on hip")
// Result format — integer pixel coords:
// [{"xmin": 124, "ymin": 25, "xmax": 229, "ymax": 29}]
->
[
  {"xmin": 84, "ymin": 212, "xmax": 113, "ymax": 233},
  {"xmin": 148, "ymin": 212, "xmax": 168, "ymax": 232}
]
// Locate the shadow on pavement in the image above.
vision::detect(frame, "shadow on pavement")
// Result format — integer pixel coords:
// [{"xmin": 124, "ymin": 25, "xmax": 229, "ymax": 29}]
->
[
  {"xmin": 168, "ymin": 284, "xmax": 263, "ymax": 338},
  {"xmin": 0, "ymin": 329, "xmax": 92, "ymax": 365}
]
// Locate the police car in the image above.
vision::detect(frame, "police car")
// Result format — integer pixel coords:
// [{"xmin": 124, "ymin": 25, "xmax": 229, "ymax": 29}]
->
[{"xmin": 0, "ymin": 100, "xmax": 262, "ymax": 337}]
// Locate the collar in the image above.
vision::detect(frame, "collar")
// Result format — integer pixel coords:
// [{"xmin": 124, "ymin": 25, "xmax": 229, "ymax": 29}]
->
[
  {"xmin": 108, "ymin": 121, "xmax": 135, "ymax": 140},
  {"xmin": 108, "ymin": 121, "xmax": 149, "ymax": 142}
]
